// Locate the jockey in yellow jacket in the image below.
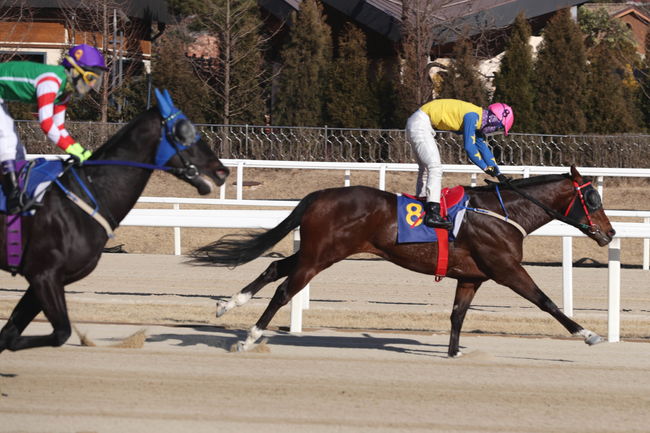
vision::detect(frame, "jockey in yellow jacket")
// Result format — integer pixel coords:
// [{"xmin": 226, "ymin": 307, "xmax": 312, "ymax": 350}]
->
[{"xmin": 406, "ymin": 99, "xmax": 514, "ymax": 229}]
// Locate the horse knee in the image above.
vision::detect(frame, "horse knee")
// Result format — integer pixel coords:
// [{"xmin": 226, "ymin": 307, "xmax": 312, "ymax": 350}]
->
[
  {"xmin": 52, "ymin": 325, "xmax": 71, "ymax": 347},
  {"xmin": 0, "ymin": 320, "xmax": 19, "ymax": 353}
]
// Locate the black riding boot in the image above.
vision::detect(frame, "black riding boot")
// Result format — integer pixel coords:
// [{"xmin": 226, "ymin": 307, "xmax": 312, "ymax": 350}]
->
[
  {"xmin": 423, "ymin": 202, "xmax": 453, "ymax": 230},
  {"xmin": 1, "ymin": 160, "xmax": 22, "ymax": 214}
]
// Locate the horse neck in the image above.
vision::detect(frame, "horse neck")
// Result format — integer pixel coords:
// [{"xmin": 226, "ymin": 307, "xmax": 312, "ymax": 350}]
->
[
  {"xmin": 85, "ymin": 109, "xmax": 163, "ymax": 222},
  {"xmin": 506, "ymin": 177, "xmax": 575, "ymax": 233}
]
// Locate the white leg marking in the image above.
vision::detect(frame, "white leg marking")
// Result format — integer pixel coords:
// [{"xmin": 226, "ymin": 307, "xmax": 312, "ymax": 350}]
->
[
  {"xmin": 216, "ymin": 292, "xmax": 252, "ymax": 318},
  {"xmin": 237, "ymin": 326, "xmax": 263, "ymax": 352},
  {"xmin": 574, "ymin": 329, "xmax": 603, "ymax": 345}
]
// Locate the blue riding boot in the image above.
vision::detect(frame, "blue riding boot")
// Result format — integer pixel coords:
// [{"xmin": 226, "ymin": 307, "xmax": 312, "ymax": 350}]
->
[{"xmin": 1, "ymin": 160, "xmax": 22, "ymax": 214}]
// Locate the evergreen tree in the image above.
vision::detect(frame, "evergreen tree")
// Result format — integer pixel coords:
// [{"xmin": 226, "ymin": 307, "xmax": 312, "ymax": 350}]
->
[
  {"xmin": 438, "ymin": 39, "xmax": 489, "ymax": 107},
  {"xmin": 640, "ymin": 32, "xmax": 650, "ymax": 131},
  {"xmin": 493, "ymin": 12, "xmax": 535, "ymax": 132},
  {"xmin": 325, "ymin": 23, "xmax": 377, "ymax": 128},
  {"xmin": 585, "ymin": 45, "xmax": 638, "ymax": 133},
  {"xmin": 580, "ymin": 5, "xmax": 643, "ymax": 132},
  {"xmin": 273, "ymin": 0, "xmax": 332, "ymax": 126},
  {"xmin": 371, "ymin": 59, "xmax": 400, "ymax": 129},
  {"xmin": 532, "ymin": 9, "xmax": 588, "ymax": 134}
]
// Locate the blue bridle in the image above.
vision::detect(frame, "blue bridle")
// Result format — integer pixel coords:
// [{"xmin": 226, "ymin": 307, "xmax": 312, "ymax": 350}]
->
[{"xmin": 84, "ymin": 88, "xmax": 201, "ymax": 180}]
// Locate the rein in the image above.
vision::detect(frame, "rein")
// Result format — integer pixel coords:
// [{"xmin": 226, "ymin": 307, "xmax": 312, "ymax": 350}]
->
[
  {"xmin": 82, "ymin": 159, "xmax": 188, "ymax": 178},
  {"xmin": 495, "ymin": 178, "xmax": 593, "ymax": 233}
]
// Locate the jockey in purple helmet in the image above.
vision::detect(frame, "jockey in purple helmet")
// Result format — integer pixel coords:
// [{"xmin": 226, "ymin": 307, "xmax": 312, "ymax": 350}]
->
[
  {"xmin": 0, "ymin": 44, "xmax": 107, "ymax": 213},
  {"xmin": 406, "ymin": 99, "xmax": 514, "ymax": 229}
]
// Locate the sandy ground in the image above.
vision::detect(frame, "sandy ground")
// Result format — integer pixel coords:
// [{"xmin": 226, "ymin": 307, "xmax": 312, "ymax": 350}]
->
[
  {"xmin": 1, "ymin": 254, "xmax": 649, "ymax": 433},
  {"xmin": 1, "ymin": 169, "xmax": 649, "ymax": 432}
]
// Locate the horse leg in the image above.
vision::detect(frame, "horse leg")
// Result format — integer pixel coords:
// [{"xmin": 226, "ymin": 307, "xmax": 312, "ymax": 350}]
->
[
  {"xmin": 237, "ymin": 263, "xmax": 318, "ymax": 351},
  {"xmin": 0, "ymin": 286, "xmax": 42, "ymax": 353},
  {"xmin": 448, "ymin": 280, "xmax": 483, "ymax": 358},
  {"xmin": 490, "ymin": 263, "xmax": 602, "ymax": 345},
  {"xmin": 216, "ymin": 254, "xmax": 298, "ymax": 317},
  {"xmin": 3, "ymin": 278, "xmax": 72, "ymax": 351}
]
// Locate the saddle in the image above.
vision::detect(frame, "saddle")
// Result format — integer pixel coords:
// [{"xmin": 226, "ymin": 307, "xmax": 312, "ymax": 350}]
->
[
  {"xmin": 2, "ymin": 159, "xmax": 65, "ymax": 274},
  {"xmin": 396, "ymin": 185, "xmax": 468, "ymax": 281}
]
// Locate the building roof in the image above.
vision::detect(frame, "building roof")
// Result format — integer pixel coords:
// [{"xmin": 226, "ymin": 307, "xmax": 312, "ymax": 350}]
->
[
  {"xmin": 581, "ymin": 3, "xmax": 650, "ymax": 24},
  {"xmin": 0, "ymin": 0, "xmax": 170, "ymax": 23},
  {"xmin": 261, "ymin": 0, "xmax": 587, "ymax": 42}
]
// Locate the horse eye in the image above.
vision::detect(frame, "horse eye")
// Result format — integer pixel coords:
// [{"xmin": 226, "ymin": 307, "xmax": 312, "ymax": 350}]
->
[
  {"xmin": 173, "ymin": 119, "xmax": 196, "ymax": 146},
  {"xmin": 585, "ymin": 190, "xmax": 601, "ymax": 209}
]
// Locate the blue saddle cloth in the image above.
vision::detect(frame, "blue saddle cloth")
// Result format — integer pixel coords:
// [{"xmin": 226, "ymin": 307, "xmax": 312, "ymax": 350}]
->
[
  {"xmin": 396, "ymin": 194, "xmax": 468, "ymax": 243},
  {"xmin": 0, "ymin": 158, "xmax": 64, "ymax": 213}
]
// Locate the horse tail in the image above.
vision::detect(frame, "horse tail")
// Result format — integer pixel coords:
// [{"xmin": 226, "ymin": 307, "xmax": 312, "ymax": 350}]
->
[{"xmin": 189, "ymin": 191, "xmax": 320, "ymax": 267}]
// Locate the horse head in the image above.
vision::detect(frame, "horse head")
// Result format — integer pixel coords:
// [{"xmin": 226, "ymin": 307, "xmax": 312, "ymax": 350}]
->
[
  {"xmin": 154, "ymin": 88, "xmax": 229, "ymax": 195},
  {"xmin": 567, "ymin": 165, "xmax": 615, "ymax": 246}
]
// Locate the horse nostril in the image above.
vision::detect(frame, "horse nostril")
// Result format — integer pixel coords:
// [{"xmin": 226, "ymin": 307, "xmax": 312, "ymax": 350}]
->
[{"xmin": 609, "ymin": 229, "xmax": 616, "ymax": 237}]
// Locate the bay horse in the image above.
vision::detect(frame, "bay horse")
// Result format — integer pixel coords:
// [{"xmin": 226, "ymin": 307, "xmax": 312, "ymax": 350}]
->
[
  {"xmin": 192, "ymin": 166, "xmax": 615, "ymax": 357},
  {"xmin": 0, "ymin": 90, "xmax": 229, "ymax": 352}
]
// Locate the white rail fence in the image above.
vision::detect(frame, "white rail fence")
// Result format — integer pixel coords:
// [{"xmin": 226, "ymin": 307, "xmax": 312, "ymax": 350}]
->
[{"xmin": 216, "ymin": 159, "xmax": 650, "ymax": 201}]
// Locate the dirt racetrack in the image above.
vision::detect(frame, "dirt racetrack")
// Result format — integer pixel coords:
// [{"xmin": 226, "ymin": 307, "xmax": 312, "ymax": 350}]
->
[{"xmin": 1, "ymin": 254, "xmax": 649, "ymax": 432}]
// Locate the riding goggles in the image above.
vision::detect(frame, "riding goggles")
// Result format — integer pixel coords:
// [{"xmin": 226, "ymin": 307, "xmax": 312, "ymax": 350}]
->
[{"xmin": 64, "ymin": 56, "xmax": 104, "ymax": 89}]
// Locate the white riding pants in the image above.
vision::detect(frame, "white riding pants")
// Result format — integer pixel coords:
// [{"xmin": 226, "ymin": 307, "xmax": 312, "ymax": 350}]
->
[
  {"xmin": 406, "ymin": 109, "xmax": 442, "ymax": 203},
  {"xmin": 0, "ymin": 102, "xmax": 24, "ymax": 162}
]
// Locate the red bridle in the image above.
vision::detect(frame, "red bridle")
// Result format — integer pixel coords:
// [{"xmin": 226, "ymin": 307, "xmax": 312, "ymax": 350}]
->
[{"xmin": 563, "ymin": 181, "xmax": 596, "ymax": 229}]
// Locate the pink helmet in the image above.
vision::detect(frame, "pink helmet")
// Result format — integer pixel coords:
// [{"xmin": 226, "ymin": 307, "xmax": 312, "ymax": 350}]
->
[{"xmin": 488, "ymin": 102, "xmax": 514, "ymax": 135}]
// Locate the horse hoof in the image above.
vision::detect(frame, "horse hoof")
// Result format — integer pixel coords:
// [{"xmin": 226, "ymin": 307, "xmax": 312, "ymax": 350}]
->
[
  {"xmin": 236, "ymin": 341, "xmax": 249, "ymax": 352},
  {"xmin": 216, "ymin": 301, "xmax": 228, "ymax": 317},
  {"xmin": 448, "ymin": 351, "xmax": 463, "ymax": 358},
  {"xmin": 585, "ymin": 333, "xmax": 603, "ymax": 346}
]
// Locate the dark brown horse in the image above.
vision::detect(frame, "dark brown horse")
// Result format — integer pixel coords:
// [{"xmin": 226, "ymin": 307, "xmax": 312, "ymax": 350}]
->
[
  {"xmin": 191, "ymin": 166, "xmax": 615, "ymax": 357},
  {"xmin": 0, "ymin": 90, "xmax": 229, "ymax": 353}
]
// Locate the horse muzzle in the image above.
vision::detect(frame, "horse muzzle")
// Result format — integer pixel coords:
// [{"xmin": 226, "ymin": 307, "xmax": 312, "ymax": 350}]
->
[{"xmin": 587, "ymin": 225, "xmax": 615, "ymax": 247}]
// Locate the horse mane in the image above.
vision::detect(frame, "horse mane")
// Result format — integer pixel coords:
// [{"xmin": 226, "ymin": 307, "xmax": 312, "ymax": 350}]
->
[
  {"xmin": 469, "ymin": 173, "xmax": 570, "ymax": 192},
  {"xmin": 92, "ymin": 108, "xmax": 158, "ymax": 158}
]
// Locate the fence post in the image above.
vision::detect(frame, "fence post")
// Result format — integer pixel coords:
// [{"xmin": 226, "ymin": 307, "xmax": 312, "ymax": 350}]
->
[
  {"xmin": 562, "ymin": 236, "xmax": 573, "ymax": 316},
  {"xmin": 379, "ymin": 164, "xmax": 386, "ymax": 190},
  {"xmin": 173, "ymin": 203, "xmax": 181, "ymax": 256},
  {"xmin": 608, "ymin": 237, "xmax": 621, "ymax": 343},
  {"xmin": 643, "ymin": 218, "xmax": 650, "ymax": 271},
  {"xmin": 596, "ymin": 176, "xmax": 604, "ymax": 201},
  {"xmin": 344, "ymin": 169, "xmax": 350, "ymax": 187},
  {"xmin": 236, "ymin": 161, "xmax": 244, "ymax": 200},
  {"xmin": 290, "ymin": 229, "xmax": 308, "ymax": 333}
]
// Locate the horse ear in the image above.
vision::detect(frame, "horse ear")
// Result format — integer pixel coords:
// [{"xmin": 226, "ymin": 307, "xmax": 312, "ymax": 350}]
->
[
  {"xmin": 570, "ymin": 164, "xmax": 582, "ymax": 181},
  {"xmin": 154, "ymin": 88, "xmax": 172, "ymax": 117},
  {"xmin": 163, "ymin": 89, "xmax": 176, "ymax": 109}
]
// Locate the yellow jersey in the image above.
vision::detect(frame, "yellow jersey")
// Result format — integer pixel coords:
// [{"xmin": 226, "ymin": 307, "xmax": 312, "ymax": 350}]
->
[{"xmin": 419, "ymin": 99, "xmax": 482, "ymax": 132}]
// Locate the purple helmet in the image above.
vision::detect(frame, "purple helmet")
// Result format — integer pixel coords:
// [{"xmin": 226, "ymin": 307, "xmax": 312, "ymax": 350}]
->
[{"xmin": 62, "ymin": 44, "xmax": 107, "ymax": 70}]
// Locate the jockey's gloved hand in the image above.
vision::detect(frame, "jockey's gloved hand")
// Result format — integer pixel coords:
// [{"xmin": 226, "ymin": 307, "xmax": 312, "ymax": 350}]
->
[
  {"xmin": 484, "ymin": 166, "xmax": 499, "ymax": 177},
  {"xmin": 497, "ymin": 173, "xmax": 511, "ymax": 183},
  {"xmin": 65, "ymin": 142, "xmax": 92, "ymax": 166}
]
